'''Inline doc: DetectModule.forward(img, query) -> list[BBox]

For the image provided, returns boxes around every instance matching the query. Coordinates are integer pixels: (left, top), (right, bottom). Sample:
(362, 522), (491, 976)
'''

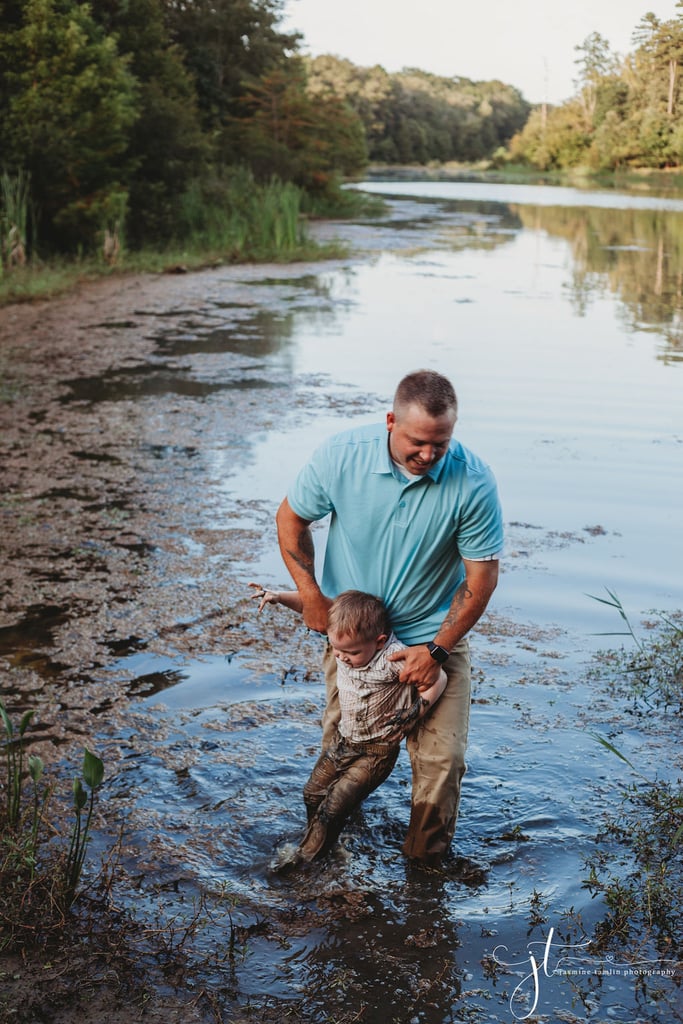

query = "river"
(1, 179), (681, 1023)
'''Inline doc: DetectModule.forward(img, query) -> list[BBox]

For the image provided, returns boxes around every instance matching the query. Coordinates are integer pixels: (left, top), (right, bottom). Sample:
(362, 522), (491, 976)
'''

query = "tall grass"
(178, 167), (305, 257)
(0, 168), (353, 305)
(1, 169), (34, 268)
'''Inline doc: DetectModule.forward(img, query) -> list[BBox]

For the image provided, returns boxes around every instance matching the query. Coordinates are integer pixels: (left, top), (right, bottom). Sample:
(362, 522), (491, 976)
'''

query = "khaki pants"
(322, 639), (471, 864)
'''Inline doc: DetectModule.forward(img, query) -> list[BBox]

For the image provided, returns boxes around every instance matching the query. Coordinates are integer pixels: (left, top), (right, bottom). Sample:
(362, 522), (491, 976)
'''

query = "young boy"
(249, 585), (446, 861)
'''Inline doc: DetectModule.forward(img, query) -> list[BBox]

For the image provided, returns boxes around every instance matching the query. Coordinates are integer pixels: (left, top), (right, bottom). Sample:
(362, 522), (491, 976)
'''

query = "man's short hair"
(394, 369), (457, 419)
(328, 590), (390, 641)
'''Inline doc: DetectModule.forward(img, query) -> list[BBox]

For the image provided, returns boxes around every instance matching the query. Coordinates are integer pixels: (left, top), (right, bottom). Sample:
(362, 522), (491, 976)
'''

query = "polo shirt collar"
(373, 431), (447, 482)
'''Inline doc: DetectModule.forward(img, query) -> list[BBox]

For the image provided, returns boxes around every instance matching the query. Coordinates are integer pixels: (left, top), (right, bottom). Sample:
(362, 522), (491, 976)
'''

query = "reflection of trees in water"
(438, 200), (523, 253)
(515, 204), (683, 364)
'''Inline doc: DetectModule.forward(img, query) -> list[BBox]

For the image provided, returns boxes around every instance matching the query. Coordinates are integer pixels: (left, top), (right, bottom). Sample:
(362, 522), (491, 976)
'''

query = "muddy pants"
(299, 734), (399, 861)
(321, 638), (471, 865)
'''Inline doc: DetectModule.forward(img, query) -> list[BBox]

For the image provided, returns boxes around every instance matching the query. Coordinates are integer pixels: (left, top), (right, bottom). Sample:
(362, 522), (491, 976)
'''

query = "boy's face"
(328, 629), (387, 668)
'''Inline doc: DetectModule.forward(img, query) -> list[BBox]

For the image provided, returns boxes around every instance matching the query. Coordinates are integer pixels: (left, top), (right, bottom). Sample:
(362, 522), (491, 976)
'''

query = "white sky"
(281, 0), (680, 105)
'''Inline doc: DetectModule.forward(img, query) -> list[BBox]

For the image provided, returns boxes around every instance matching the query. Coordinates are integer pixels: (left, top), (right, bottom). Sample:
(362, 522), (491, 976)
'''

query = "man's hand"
(387, 645), (444, 691)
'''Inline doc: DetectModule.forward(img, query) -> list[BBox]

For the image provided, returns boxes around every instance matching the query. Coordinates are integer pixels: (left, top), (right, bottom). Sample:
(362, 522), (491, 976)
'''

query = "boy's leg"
(299, 743), (398, 861)
(303, 747), (340, 820)
(403, 639), (471, 864)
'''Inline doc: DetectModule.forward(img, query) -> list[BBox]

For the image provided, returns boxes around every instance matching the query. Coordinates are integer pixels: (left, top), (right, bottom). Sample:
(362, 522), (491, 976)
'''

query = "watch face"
(428, 642), (449, 664)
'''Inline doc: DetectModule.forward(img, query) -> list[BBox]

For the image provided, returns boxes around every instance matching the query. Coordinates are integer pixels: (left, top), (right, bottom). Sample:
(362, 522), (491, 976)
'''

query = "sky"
(281, 0), (680, 105)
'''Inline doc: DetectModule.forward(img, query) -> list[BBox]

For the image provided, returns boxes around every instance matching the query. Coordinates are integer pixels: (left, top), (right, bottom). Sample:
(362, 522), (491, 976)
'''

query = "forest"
(3, 1), (683, 265)
(509, 5), (683, 171)
(0, 0), (527, 261)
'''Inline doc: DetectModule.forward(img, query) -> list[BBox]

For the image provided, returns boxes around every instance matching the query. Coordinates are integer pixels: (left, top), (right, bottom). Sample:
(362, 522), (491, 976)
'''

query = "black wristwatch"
(426, 641), (449, 665)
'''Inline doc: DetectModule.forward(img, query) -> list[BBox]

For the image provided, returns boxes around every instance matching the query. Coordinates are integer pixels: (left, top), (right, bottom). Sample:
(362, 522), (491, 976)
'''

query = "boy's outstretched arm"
(248, 582), (304, 615)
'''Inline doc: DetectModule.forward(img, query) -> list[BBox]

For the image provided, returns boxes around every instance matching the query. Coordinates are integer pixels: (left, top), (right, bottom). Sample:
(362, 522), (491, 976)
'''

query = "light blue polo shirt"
(287, 422), (503, 645)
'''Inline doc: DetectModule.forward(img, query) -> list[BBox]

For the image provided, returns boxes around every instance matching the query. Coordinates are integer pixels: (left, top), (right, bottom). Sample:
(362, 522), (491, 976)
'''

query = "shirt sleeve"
(287, 444), (335, 522)
(456, 466), (504, 560)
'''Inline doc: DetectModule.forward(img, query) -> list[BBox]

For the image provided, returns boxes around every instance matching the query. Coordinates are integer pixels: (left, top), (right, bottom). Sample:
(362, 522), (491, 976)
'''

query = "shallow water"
(4, 183), (682, 1021)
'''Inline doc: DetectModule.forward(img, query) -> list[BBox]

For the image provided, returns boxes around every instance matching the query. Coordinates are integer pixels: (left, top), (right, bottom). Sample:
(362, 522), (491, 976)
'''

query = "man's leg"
(403, 638), (471, 864)
(321, 642), (341, 750)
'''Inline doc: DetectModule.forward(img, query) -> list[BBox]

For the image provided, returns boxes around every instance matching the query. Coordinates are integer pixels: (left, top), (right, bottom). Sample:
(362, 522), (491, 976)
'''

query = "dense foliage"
(0, 0), (366, 256)
(0, 0), (531, 258)
(509, 4), (683, 170)
(306, 56), (530, 164)
(8, 1), (683, 259)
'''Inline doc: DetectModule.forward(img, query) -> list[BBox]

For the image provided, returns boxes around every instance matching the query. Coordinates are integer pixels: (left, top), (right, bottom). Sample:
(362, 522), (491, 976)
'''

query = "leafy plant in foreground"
(64, 748), (105, 905)
(576, 594), (683, 1000)
(0, 698), (105, 947)
(0, 701), (34, 826)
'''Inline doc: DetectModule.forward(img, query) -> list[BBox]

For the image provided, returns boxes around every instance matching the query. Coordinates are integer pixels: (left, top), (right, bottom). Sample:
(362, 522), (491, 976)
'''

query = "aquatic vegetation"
(583, 775), (683, 958)
(578, 605), (683, 1000)
(0, 698), (105, 946)
(588, 589), (683, 713)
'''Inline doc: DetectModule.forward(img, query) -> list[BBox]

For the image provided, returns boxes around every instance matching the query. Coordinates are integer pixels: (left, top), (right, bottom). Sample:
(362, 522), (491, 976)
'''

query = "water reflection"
(513, 204), (683, 364)
(359, 182), (683, 363)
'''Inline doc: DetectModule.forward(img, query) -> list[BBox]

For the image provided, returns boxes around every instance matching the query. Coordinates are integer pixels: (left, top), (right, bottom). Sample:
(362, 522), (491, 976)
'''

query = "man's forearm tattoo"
(287, 529), (316, 582)
(441, 580), (474, 631)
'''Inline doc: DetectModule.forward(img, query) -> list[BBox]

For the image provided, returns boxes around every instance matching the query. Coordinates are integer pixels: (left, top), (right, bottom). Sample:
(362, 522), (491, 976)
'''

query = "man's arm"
(388, 558), (499, 690)
(275, 498), (332, 633)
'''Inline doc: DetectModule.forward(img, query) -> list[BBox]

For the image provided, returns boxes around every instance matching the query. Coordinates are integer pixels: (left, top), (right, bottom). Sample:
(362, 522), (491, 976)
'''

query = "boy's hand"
(248, 582), (279, 613)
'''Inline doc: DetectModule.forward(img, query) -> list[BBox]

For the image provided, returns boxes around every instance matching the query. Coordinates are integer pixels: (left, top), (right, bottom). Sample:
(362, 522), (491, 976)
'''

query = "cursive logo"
(492, 927), (679, 1021)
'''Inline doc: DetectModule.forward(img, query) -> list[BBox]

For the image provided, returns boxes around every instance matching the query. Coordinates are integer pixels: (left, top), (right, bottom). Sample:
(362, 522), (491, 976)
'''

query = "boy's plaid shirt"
(336, 633), (415, 743)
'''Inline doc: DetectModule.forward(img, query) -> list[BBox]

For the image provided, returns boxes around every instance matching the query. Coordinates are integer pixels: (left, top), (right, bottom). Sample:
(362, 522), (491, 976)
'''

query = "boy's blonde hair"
(327, 590), (390, 641)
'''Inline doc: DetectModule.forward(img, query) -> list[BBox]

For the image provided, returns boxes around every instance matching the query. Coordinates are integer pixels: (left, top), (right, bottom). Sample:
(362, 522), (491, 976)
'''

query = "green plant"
(64, 749), (105, 906)
(1, 700), (105, 945)
(586, 586), (643, 650)
(588, 591), (683, 711)
(581, 656), (683, 968)
(0, 699), (35, 826)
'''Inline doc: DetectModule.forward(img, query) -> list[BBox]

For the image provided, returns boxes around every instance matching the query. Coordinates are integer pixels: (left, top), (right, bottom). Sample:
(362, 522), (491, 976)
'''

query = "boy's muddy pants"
(299, 734), (399, 861)
(321, 638), (472, 865)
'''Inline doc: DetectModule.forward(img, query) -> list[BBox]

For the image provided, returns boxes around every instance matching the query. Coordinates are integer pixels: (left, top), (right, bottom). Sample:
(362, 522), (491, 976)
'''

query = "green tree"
(162, 0), (299, 164)
(306, 58), (530, 165)
(508, 100), (590, 169)
(0, 0), (138, 251)
(632, 11), (683, 117)
(92, 0), (208, 245)
(574, 32), (619, 127)
(306, 55), (394, 156)
(232, 62), (367, 193)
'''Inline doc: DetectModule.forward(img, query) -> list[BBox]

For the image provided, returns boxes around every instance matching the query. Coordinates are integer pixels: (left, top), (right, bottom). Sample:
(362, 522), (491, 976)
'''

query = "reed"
(0, 169), (34, 267)
(178, 168), (305, 257)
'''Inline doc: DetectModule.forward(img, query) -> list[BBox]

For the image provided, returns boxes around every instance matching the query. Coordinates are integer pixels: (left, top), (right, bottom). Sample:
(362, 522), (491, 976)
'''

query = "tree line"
(508, 4), (683, 171)
(0, 0), (529, 260)
(305, 56), (530, 165)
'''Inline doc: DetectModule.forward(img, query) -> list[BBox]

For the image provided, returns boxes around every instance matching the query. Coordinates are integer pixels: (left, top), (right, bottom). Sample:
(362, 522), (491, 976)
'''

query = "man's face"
(387, 403), (456, 475)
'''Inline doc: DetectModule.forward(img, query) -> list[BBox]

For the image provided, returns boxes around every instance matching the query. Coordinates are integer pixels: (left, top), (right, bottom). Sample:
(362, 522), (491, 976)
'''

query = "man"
(276, 369), (503, 864)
